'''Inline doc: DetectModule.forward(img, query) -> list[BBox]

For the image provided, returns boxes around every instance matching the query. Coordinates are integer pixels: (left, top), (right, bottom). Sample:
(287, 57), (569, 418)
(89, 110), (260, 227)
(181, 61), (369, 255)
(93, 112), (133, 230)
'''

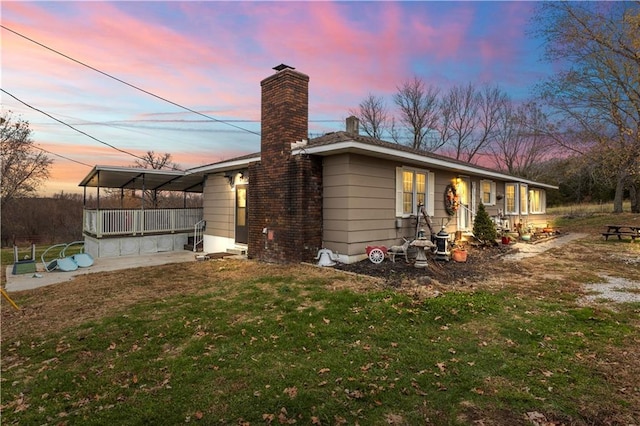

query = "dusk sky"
(1, 1), (555, 196)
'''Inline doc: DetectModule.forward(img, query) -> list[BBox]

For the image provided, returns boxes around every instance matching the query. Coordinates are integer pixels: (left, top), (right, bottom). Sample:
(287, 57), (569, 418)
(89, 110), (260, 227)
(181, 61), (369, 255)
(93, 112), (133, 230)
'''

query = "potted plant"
(450, 244), (468, 262)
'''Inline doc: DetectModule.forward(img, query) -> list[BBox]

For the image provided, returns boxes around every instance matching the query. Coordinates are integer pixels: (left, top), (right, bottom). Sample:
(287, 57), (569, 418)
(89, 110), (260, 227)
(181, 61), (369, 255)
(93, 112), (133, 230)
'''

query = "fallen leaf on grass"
(283, 386), (298, 399)
(263, 413), (275, 423)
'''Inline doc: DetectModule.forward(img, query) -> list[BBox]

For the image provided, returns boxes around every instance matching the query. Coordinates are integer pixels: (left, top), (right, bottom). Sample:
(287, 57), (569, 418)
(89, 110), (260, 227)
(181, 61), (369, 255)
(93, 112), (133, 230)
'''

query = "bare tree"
(393, 77), (442, 151)
(134, 151), (179, 171)
(133, 151), (181, 208)
(1, 110), (52, 206)
(349, 93), (389, 139)
(491, 102), (555, 180)
(532, 1), (640, 212)
(440, 83), (508, 163)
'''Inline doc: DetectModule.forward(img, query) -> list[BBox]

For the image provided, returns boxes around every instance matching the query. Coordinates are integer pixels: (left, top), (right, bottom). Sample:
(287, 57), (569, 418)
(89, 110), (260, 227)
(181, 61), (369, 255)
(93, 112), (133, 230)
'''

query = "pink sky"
(1, 1), (551, 196)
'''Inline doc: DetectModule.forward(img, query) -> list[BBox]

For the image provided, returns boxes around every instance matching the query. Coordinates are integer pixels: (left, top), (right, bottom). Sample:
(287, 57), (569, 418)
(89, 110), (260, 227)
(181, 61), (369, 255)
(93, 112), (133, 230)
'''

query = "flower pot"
(521, 234), (531, 241)
(501, 236), (511, 245)
(451, 249), (467, 263)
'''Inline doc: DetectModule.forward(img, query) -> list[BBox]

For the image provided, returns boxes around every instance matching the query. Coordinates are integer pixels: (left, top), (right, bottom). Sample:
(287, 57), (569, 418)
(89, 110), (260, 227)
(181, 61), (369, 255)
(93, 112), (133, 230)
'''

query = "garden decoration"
(366, 245), (387, 264)
(444, 184), (459, 216)
(410, 234), (435, 268)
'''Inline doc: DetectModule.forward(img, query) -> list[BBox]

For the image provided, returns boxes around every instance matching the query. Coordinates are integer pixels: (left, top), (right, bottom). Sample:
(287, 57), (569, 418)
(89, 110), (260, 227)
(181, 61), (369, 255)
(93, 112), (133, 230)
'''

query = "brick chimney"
(247, 65), (323, 263)
(260, 64), (309, 162)
(346, 115), (360, 135)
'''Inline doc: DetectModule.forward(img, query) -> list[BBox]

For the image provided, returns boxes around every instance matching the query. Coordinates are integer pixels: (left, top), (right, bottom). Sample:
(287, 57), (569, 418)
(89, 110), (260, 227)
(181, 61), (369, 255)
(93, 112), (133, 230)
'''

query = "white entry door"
(457, 177), (472, 231)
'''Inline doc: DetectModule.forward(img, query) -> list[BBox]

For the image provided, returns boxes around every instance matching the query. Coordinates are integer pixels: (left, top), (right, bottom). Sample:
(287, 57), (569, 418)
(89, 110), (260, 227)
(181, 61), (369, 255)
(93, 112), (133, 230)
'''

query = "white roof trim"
(294, 140), (558, 189)
(187, 155), (261, 174)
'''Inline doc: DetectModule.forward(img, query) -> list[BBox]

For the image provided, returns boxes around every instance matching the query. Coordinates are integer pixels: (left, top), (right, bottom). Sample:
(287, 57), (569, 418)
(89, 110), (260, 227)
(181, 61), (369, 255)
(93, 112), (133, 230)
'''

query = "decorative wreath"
(444, 184), (460, 216)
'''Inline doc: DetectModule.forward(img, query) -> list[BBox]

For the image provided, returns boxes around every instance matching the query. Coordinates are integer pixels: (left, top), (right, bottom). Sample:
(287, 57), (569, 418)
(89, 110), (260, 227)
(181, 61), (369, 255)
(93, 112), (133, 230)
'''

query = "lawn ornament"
(366, 246), (387, 264)
(316, 248), (338, 266)
(388, 238), (411, 263)
(434, 227), (451, 261)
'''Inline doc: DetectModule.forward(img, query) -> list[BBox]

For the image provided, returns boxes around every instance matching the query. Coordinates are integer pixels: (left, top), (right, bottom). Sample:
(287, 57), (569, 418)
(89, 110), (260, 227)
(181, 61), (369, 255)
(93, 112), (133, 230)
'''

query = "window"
(520, 184), (528, 215)
(480, 180), (496, 205)
(529, 188), (546, 214)
(505, 183), (518, 214)
(505, 182), (532, 215)
(396, 167), (434, 217)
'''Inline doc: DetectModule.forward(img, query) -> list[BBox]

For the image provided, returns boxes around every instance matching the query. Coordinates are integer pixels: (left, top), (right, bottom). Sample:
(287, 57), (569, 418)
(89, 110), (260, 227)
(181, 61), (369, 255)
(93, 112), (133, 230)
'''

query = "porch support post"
(96, 170), (100, 210)
(141, 174), (145, 236)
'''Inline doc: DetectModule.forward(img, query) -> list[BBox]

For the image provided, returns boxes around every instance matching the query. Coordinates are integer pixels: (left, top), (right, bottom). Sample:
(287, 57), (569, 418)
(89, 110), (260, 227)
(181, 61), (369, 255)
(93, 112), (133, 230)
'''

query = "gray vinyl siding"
(202, 174), (235, 239)
(323, 154), (400, 256)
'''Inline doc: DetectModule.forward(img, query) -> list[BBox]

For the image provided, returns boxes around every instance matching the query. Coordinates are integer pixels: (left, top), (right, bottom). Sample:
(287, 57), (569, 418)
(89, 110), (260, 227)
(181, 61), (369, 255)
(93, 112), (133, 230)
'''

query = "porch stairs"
(183, 237), (203, 252)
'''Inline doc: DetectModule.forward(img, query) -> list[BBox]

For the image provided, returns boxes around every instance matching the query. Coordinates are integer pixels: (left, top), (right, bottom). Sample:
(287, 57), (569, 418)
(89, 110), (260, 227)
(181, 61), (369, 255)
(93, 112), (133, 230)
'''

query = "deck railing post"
(97, 209), (103, 238)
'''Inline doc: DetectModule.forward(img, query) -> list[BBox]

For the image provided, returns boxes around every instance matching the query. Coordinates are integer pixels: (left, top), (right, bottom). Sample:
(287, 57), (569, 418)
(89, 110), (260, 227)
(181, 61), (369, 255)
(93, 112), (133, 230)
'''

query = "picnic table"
(602, 225), (640, 241)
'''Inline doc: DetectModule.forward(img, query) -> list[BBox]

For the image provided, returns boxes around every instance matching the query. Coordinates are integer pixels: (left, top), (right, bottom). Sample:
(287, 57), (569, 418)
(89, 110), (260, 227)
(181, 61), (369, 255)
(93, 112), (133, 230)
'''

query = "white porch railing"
(83, 208), (203, 238)
(192, 219), (206, 252)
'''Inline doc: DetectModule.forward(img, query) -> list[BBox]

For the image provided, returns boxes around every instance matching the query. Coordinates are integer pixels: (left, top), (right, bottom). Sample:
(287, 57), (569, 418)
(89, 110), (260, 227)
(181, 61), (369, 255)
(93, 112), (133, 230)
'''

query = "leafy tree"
(532, 1), (640, 212)
(472, 203), (497, 245)
(1, 110), (52, 206)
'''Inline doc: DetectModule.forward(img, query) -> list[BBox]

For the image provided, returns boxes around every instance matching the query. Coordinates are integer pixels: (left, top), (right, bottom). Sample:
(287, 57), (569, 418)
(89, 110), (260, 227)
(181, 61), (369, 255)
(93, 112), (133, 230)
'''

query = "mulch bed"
(333, 243), (515, 287)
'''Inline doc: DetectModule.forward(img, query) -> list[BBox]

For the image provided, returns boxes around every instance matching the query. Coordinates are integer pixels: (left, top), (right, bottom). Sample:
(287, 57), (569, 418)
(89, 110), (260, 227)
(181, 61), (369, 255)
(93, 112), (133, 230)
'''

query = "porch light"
(224, 170), (245, 188)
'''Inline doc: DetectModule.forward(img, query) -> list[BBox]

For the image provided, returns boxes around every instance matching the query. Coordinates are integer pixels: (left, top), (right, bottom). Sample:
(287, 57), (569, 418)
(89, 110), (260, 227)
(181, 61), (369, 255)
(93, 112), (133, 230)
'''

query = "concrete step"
(226, 247), (247, 256)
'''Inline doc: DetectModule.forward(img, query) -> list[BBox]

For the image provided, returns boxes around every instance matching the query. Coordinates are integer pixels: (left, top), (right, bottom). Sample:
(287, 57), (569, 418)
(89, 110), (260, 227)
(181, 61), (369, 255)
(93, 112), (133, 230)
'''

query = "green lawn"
(1, 212), (639, 425)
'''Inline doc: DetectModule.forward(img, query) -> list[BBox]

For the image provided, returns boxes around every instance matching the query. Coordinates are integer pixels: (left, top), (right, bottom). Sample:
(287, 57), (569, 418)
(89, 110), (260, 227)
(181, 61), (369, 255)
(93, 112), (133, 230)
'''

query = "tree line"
(349, 2), (639, 213)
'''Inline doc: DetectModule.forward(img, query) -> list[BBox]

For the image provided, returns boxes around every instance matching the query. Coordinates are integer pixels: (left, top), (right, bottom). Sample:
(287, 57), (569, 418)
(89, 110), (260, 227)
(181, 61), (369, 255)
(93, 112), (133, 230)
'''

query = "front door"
(235, 184), (248, 244)
(457, 177), (472, 231)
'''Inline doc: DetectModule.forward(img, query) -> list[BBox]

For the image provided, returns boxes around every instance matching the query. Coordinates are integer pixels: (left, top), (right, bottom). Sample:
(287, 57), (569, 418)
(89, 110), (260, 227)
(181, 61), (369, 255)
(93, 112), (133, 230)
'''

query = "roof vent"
(273, 64), (295, 72)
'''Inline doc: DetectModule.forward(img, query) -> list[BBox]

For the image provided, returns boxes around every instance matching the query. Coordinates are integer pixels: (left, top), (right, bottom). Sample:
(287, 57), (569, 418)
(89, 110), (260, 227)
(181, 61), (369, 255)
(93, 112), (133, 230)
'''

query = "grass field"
(1, 211), (639, 425)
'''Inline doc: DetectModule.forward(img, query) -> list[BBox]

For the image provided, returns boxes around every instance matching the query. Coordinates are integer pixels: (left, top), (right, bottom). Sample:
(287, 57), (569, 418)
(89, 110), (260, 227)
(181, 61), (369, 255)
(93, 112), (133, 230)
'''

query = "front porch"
(78, 165), (207, 258)
(82, 208), (204, 258)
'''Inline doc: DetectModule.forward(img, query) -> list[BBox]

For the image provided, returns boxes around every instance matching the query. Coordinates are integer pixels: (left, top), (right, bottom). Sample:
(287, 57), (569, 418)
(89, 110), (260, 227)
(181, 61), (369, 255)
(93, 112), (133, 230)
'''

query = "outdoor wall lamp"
(224, 170), (245, 188)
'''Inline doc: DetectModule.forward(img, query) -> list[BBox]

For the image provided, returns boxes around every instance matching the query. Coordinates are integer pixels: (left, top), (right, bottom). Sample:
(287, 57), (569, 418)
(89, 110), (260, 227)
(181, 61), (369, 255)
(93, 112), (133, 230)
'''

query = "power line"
(1, 88), (170, 168)
(0, 24), (261, 136)
(33, 144), (93, 168)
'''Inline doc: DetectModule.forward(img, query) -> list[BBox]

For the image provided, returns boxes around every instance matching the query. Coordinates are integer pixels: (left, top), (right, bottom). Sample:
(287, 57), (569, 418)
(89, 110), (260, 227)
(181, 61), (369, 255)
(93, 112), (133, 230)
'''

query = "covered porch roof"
(78, 165), (206, 193)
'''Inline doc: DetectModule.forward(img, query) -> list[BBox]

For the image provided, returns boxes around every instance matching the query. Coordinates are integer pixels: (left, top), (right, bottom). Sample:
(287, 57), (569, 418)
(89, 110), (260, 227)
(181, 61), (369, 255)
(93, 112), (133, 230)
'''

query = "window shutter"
(395, 167), (403, 217)
(427, 171), (435, 216)
(490, 181), (496, 205)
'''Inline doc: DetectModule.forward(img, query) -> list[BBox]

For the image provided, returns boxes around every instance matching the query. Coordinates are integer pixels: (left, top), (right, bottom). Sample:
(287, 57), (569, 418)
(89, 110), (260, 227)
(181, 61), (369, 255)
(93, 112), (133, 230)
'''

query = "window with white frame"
(480, 179), (496, 205)
(505, 182), (532, 215)
(396, 167), (434, 217)
(505, 183), (518, 214)
(529, 188), (546, 214)
(519, 184), (528, 215)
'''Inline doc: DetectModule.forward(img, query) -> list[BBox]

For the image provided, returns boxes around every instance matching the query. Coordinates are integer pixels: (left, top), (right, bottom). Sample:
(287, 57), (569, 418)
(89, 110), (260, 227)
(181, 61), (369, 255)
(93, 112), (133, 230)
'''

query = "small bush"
(472, 203), (497, 245)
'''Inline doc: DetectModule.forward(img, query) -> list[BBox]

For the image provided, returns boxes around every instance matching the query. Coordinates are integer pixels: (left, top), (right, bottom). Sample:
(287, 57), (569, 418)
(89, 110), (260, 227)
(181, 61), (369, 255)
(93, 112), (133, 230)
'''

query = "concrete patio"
(4, 251), (199, 292)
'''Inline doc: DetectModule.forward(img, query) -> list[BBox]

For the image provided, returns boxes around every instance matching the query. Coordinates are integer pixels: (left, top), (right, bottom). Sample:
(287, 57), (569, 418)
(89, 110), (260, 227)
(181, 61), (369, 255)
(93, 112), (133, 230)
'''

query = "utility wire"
(33, 144), (93, 168)
(1, 88), (172, 168)
(1, 24), (261, 136)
